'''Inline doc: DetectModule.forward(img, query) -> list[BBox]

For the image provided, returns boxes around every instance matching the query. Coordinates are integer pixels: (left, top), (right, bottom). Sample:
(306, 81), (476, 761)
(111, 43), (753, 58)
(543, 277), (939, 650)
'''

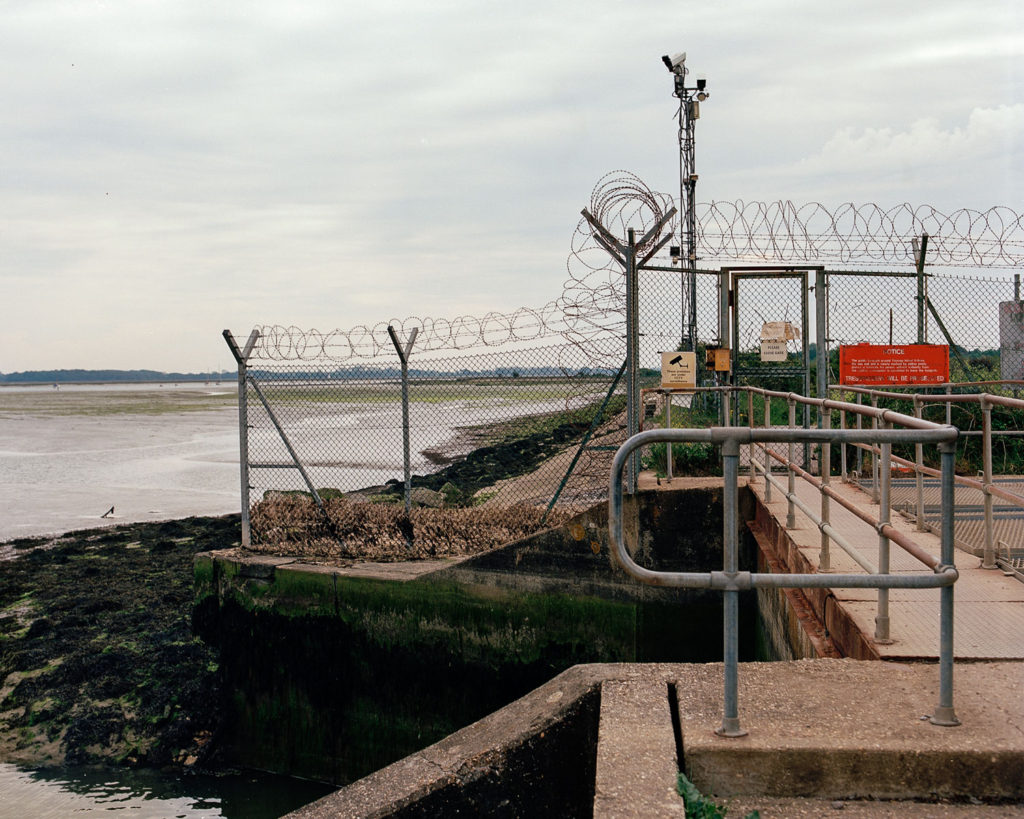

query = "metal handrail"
(830, 384), (1024, 568)
(609, 425), (960, 737)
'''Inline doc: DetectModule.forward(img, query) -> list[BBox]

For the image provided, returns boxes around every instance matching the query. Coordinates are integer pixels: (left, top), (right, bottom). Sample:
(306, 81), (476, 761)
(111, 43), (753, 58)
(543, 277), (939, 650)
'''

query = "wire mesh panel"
(828, 273), (918, 347)
(731, 272), (809, 392)
(239, 335), (629, 555)
(925, 273), (1014, 357)
(828, 271), (1017, 382)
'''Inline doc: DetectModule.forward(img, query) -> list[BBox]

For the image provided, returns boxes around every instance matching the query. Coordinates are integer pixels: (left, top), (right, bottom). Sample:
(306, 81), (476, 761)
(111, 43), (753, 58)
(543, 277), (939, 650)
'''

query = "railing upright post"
(787, 398), (797, 528)
(875, 421), (892, 643)
(747, 389), (755, 481)
(840, 407), (848, 481)
(871, 395), (880, 503)
(717, 437), (747, 738)
(819, 406), (832, 572)
(665, 391), (674, 482)
(931, 440), (961, 726)
(981, 398), (996, 569)
(763, 393), (772, 502)
(856, 393), (864, 477)
(915, 396), (926, 532)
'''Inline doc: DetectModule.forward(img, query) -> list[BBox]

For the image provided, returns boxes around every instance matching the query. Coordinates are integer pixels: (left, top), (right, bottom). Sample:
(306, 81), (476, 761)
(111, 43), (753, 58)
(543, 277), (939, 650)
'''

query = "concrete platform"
(276, 473), (1024, 816)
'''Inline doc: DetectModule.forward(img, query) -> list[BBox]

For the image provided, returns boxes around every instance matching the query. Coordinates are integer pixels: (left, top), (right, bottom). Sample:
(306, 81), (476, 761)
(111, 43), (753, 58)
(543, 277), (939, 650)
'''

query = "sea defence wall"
(192, 482), (760, 785)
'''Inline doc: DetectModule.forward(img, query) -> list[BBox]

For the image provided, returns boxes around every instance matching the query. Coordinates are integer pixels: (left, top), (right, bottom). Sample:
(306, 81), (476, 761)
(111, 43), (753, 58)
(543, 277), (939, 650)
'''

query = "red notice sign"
(839, 344), (949, 386)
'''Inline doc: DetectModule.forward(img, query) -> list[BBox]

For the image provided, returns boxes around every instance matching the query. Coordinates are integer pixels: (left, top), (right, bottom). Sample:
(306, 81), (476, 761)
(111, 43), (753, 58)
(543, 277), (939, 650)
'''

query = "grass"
(677, 772), (760, 818)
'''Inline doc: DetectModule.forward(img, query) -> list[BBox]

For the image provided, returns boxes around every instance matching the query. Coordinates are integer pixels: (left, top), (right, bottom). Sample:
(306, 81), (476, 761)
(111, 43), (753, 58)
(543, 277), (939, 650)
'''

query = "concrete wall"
(194, 485), (761, 785)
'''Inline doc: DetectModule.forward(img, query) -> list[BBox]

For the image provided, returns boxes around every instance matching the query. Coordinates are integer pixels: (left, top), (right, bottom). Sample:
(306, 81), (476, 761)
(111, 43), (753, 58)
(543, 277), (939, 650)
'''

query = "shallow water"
(0, 382), (579, 541)
(0, 763), (334, 818)
(0, 390), (241, 541)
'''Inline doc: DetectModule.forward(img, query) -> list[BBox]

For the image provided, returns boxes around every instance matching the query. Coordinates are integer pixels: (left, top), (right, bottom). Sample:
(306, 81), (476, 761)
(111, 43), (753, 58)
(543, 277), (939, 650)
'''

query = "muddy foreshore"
(0, 404), (619, 778)
(0, 515), (239, 772)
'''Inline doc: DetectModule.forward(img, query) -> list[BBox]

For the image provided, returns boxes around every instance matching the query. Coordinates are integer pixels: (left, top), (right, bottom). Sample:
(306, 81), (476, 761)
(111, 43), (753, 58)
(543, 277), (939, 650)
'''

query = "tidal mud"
(0, 515), (240, 771)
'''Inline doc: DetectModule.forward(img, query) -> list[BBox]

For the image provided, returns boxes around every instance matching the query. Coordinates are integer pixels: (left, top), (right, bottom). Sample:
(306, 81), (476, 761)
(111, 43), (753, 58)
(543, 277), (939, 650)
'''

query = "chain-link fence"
(226, 174), (1022, 556)
(228, 331), (632, 557)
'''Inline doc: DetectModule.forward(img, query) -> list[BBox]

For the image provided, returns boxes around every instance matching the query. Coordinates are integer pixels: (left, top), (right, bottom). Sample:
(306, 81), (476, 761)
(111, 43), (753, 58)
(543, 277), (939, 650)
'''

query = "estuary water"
(0, 384), (241, 542)
(0, 763), (333, 818)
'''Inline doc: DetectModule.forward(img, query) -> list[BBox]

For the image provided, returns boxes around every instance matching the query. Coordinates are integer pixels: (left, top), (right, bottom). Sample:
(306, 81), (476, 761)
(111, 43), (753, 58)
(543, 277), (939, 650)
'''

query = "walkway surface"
(748, 469), (1024, 661)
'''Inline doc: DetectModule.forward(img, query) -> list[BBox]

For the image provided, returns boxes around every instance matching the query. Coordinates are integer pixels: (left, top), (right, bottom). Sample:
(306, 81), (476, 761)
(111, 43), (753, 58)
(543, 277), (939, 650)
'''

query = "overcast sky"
(2, 0), (1020, 372)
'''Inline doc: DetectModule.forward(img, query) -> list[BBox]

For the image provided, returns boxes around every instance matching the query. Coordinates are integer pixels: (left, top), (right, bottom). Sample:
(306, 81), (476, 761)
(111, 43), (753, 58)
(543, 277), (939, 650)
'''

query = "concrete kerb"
(287, 660), (1024, 817)
(286, 663), (613, 818)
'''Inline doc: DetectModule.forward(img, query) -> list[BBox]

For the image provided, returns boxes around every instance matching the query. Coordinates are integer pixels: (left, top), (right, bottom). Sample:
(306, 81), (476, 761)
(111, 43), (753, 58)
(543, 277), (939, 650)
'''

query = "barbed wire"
(252, 171), (1023, 363)
(699, 200), (1024, 267)
(253, 304), (567, 362)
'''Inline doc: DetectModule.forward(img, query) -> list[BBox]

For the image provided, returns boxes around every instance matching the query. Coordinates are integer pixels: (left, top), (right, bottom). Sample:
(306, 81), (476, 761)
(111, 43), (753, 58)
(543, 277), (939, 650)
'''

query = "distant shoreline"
(0, 379), (230, 388)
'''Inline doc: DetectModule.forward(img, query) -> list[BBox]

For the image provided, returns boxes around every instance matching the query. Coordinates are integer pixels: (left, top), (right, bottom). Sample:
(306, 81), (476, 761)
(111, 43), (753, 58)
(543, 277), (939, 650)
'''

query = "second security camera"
(661, 52), (686, 72)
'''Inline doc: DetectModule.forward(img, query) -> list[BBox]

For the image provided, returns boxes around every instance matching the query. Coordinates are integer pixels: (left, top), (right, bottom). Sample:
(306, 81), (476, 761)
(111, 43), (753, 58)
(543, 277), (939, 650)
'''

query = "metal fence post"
(855, 393), (864, 478)
(223, 329), (260, 549)
(747, 389), (755, 482)
(875, 421), (892, 643)
(981, 397), (996, 569)
(626, 229), (639, 493)
(717, 436), (747, 738)
(388, 325), (419, 515)
(931, 439), (960, 726)
(840, 407), (848, 481)
(665, 391), (674, 482)
(914, 233), (929, 344)
(815, 267), (828, 402)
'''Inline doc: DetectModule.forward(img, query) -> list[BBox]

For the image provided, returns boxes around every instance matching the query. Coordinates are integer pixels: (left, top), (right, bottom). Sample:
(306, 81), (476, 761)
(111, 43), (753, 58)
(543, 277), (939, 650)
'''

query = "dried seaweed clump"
(248, 494), (571, 562)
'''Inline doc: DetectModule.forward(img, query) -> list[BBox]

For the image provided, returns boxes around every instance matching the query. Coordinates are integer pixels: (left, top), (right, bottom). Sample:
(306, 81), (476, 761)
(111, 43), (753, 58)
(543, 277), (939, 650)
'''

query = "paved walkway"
(749, 470), (1024, 660)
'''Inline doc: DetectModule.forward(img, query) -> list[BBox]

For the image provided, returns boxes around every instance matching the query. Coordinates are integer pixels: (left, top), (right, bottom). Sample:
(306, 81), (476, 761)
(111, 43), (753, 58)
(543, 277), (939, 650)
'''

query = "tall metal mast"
(662, 52), (709, 352)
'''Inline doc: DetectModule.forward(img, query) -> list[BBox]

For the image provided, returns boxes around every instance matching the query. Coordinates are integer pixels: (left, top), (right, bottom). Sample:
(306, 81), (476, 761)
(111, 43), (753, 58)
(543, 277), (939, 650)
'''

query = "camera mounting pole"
(662, 51), (709, 353)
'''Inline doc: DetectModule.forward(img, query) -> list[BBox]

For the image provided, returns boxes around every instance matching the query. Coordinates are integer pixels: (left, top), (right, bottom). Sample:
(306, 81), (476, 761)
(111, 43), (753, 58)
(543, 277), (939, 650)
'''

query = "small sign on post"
(661, 351), (697, 390)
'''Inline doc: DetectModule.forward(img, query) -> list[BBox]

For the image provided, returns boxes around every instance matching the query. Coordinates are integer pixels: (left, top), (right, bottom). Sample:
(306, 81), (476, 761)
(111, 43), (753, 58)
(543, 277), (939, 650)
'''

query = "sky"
(1, 0), (1021, 372)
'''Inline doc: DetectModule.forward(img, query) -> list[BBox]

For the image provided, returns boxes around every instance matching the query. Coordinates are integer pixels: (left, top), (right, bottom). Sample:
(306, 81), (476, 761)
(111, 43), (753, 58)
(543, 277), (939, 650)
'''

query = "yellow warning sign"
(660, 351), (697, 390)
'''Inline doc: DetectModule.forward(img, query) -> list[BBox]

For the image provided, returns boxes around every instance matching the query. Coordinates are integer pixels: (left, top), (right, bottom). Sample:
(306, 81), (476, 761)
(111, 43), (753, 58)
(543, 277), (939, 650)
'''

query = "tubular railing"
(833, 384), (1024, 570)
(609, 424), (960, 737)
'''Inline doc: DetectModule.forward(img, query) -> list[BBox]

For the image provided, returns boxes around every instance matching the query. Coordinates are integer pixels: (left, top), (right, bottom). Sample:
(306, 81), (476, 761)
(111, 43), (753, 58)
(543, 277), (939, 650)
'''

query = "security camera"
(661, 52), (686, 72)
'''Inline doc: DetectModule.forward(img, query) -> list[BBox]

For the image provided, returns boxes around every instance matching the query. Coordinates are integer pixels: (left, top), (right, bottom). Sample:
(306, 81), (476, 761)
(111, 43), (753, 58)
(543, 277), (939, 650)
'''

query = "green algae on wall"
(198, 558), (642, 784)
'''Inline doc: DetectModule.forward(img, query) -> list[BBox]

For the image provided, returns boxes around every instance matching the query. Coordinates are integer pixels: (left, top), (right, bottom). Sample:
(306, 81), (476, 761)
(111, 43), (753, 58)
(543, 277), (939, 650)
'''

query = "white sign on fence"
(760, 340), (788, 362)
(999, 301), (1024, 379)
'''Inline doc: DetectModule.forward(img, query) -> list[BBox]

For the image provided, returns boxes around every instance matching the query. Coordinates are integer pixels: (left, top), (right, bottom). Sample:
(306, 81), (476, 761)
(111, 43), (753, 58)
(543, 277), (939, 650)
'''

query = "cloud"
(801, 105), (1024, 174)
(0, 0), (1020, 370)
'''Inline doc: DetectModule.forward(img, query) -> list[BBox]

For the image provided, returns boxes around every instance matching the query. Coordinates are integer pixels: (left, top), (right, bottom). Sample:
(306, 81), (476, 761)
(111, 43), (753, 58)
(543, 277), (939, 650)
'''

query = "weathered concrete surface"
(721, 796), (1024, 817)
(679, 659), (1024, 800)
(286, 660), (1024, 817)
(593, 679), (681, 818)
(287, 664), (607, 818)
